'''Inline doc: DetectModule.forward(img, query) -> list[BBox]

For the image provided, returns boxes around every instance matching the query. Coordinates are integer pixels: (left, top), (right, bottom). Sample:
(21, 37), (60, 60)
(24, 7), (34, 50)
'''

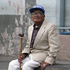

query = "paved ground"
(0, 55), (17, 70)
(0, 61), (9, 70)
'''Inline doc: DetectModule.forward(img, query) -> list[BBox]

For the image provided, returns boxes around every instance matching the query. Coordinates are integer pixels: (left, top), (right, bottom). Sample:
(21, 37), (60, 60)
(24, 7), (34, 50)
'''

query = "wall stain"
(0, 0), (35, 56)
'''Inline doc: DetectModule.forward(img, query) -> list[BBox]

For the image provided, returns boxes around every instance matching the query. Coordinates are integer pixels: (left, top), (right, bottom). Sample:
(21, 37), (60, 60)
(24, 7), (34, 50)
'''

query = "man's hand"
(18, 54), (26, 63)
(41, 62), (50, 70)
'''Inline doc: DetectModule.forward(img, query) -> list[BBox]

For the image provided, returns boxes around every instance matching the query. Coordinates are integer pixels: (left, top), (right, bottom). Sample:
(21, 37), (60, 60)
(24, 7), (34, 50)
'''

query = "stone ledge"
(0, 55), (17, 61)
(35, 61), (70, 70)
(35, 64), (70, 70)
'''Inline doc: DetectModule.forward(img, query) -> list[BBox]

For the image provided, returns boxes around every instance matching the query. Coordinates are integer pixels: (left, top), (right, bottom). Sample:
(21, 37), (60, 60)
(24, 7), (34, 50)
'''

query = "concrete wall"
(0, 0), (25, 15)
(0, 0), (36, 56)
(57, 35), (70, 61)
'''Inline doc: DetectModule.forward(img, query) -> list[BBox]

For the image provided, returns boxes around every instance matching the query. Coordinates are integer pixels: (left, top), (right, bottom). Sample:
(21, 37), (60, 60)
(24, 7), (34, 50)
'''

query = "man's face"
(31, 10), (45, 24)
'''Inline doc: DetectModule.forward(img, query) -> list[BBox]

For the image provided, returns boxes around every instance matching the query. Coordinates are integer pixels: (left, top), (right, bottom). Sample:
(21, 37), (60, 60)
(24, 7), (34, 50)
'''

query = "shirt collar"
(33, 23), (42, 30)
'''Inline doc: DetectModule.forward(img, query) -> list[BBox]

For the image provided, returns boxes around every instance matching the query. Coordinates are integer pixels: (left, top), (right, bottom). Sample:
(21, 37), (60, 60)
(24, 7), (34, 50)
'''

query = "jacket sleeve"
(45, 25), (60, 64)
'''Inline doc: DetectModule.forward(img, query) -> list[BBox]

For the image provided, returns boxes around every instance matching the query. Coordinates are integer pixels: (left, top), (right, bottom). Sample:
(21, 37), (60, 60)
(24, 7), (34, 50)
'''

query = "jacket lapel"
(33, 20), (47, 47)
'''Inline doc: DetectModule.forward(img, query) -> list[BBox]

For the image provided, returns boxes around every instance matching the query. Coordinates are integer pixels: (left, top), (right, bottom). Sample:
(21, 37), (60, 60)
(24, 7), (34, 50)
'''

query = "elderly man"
(8, 5), (60, 70)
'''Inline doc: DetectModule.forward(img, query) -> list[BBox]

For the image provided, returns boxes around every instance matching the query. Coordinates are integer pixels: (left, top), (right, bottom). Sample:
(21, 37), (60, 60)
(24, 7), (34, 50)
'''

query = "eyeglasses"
(31, 12), (44, 16)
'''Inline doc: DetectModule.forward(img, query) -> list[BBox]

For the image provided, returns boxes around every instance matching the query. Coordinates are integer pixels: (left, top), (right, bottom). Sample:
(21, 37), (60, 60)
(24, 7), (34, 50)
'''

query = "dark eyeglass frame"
(31, 12), (44, 16)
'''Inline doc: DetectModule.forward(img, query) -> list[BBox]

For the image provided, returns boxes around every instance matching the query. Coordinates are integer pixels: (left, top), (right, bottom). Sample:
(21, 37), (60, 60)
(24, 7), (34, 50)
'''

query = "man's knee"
(9, 59), (18, 67)
(9, 60), (14, 67)
(22, 62), (31, 69)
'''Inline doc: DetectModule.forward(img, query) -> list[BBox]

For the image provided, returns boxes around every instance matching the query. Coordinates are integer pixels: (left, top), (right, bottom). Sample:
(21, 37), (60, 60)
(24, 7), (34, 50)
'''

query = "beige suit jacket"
(22, 20), (60, 64)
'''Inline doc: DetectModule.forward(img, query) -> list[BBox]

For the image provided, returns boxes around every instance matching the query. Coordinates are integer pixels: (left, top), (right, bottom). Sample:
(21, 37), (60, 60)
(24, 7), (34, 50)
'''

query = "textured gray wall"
(0, 0), (36, 56)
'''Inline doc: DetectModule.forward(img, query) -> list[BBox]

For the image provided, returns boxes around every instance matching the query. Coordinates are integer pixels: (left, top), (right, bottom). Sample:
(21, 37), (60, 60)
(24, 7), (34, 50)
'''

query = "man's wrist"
(22, 53), (28, 57)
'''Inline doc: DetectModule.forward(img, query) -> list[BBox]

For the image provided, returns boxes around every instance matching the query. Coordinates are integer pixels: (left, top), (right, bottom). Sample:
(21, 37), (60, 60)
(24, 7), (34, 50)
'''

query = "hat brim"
(29, 8), (44, 13)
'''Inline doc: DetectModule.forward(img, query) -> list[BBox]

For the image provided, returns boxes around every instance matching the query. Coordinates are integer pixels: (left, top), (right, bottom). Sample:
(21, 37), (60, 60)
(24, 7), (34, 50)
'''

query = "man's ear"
(44, 15), (45, 17)
(43, 15), (45, 19)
